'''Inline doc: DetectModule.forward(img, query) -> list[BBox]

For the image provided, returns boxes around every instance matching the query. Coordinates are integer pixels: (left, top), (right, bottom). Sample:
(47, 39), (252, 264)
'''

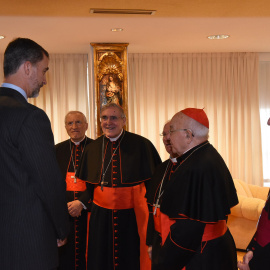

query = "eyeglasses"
(65, 121), (84, 127)
(159, 132), (170, 137)
(169, 128), (194, 137)
(100, 115), (123, 122)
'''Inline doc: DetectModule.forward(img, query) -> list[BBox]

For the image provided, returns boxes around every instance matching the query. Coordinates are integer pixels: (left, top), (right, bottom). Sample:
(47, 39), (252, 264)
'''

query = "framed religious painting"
(91, 43), (129, 136)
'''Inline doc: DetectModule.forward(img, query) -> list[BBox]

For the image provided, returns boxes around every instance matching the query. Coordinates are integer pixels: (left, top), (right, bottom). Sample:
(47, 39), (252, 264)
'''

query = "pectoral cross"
(71, 175), (77, 183)
(153, 203), (160, 216)
(100, 181), (108, 191)
(100, 174), (108, 191)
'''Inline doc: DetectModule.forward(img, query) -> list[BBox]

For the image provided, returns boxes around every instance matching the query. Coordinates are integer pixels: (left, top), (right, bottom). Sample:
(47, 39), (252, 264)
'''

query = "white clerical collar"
(1, 83), (28, 101)
(170, 157), (178, 163)
(107, 129), (123, 142)
(70, 136), (86, 145)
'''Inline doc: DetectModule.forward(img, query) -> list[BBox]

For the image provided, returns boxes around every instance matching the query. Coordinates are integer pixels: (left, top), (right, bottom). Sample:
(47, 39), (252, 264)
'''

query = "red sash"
(153, 208), (176, 245)
(94, 183), (151, 270)
(153, 207), (227, 245)
(202, 220), (227, 242)
(66, 172), (86, 191)
(93, 185), (142, 209)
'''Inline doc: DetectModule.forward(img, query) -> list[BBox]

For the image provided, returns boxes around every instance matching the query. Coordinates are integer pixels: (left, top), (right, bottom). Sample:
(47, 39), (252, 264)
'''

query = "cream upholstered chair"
(227, 179), (269, 250)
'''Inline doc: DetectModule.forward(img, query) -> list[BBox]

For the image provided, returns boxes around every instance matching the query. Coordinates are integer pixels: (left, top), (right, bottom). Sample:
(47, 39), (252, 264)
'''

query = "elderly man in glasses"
(146, 120), (179, 260)
(147, 108), (238, 270)
(55, 111), (93, 270)
(77, 103), (161, 270)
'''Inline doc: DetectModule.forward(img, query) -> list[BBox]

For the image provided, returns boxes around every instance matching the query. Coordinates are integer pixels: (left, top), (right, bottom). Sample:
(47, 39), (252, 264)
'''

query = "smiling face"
(100, 107), (126, 138)
(65, 112), (88, 142)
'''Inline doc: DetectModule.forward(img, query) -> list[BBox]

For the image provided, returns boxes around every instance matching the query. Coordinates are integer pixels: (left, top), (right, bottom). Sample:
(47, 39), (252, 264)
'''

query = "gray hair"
(180, 112), (209, 139)
(100, 103), (126, 118)
(64, 111), (87, 124)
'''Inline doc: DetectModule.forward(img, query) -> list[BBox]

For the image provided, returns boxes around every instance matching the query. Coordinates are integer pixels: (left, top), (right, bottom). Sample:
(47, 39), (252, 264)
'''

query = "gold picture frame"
(91, 43), (129, 136)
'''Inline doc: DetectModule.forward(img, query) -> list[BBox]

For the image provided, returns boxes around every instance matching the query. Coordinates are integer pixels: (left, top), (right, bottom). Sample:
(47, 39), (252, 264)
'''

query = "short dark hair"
(3, 38), (49, 77)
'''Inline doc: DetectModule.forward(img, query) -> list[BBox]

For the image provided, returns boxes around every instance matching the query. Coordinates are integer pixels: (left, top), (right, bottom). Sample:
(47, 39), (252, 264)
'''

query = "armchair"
(227, 179), (269, 250)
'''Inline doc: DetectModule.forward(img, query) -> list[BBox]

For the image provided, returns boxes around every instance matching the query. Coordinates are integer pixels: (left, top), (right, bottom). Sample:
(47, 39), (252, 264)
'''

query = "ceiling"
(1, 0), (270, 54)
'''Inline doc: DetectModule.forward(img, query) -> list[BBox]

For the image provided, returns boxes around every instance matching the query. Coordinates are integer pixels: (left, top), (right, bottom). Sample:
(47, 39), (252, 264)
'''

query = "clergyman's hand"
(147, 246), (152, 260)
(57, 238), (67, 247)
(237, 251), (253, 270)
(67, 200), (83, 217)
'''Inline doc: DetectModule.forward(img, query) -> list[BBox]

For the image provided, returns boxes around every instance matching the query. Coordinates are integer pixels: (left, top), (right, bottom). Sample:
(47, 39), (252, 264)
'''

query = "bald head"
(168, 111), (209, 156)
(175, 112), (209, 139)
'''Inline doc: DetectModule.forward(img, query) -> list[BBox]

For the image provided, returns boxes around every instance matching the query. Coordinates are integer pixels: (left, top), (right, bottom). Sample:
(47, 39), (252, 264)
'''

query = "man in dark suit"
(0, 38), (69, 270)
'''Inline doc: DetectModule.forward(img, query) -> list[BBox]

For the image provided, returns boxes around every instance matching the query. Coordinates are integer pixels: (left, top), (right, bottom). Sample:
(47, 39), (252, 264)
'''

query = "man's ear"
(23, 61), (32, 76)
(186, 129), (193, 143)
(123, 117), (127, 126)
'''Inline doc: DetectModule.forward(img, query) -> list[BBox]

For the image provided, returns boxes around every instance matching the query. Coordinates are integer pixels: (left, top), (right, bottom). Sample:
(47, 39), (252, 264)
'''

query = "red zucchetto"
(180, 108), (209, 129)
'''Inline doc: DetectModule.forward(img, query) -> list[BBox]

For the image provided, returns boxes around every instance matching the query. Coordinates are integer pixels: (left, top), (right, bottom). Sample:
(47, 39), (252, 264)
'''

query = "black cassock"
(146, 141), (239, 270)
(55, 137), (93, 270)
(77, 130), (161, 270)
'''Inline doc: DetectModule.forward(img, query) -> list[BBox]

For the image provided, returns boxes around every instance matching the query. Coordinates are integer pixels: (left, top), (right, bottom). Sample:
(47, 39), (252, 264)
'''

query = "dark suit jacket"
(0, 87), (69, 270)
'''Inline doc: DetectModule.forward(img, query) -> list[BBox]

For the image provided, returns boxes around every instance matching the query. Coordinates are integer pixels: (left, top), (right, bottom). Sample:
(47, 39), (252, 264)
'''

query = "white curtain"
(0, 52), (263, 185)
(87, 48), (97, 139)
(0, 53), (91, 143)
(258, 57), (270, 182)
(127, 53), (262, 185)
(29, 54), (89, 144)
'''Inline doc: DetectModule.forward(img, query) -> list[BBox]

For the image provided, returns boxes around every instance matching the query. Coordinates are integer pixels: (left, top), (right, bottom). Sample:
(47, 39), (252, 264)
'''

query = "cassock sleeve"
(153, 219), (206, 270)
(78, 182), (94, 210)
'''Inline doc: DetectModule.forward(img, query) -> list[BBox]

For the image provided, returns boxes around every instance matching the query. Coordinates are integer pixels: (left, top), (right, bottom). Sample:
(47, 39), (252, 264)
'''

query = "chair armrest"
(249, 185), (269, 201)
(230, 195), (265, 221)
